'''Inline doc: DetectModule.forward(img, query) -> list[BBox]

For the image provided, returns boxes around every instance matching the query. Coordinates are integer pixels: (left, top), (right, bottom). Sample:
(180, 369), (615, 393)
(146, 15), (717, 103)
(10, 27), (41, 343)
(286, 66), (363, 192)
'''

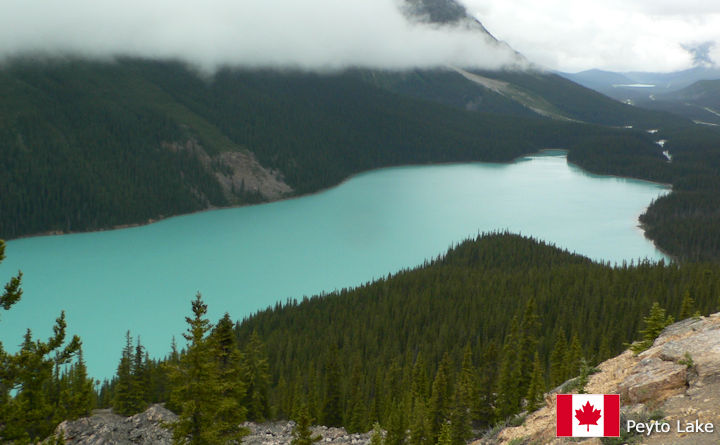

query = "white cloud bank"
(460, 0), (720, 73)
(0, 0), (521, 72)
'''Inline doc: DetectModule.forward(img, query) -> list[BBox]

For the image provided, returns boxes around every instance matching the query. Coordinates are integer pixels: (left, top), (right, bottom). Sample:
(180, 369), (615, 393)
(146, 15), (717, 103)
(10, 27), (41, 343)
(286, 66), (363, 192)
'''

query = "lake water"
(0, 151), (669, 380)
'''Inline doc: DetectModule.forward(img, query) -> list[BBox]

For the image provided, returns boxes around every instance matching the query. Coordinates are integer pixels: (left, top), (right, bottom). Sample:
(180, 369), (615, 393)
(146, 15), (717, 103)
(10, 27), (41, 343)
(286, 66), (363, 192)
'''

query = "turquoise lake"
(0, 151), (670, 380)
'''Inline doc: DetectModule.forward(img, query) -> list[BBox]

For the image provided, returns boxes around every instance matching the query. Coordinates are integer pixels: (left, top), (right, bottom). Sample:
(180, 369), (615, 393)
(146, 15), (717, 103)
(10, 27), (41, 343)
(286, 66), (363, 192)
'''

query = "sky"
(462, 0), (720, 72)
(0, 0), (718, 73)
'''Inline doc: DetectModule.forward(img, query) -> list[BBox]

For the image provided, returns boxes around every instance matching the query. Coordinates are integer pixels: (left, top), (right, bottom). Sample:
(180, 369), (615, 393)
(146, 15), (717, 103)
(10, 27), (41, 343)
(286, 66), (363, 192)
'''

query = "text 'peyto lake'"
(0, 151), (669, 379)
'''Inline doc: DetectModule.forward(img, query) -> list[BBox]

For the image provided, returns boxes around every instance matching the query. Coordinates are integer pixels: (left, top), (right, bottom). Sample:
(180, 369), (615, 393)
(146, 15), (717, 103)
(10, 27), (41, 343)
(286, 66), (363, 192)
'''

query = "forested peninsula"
(1, 59), (720, 261)
(2, 233), (719, 442)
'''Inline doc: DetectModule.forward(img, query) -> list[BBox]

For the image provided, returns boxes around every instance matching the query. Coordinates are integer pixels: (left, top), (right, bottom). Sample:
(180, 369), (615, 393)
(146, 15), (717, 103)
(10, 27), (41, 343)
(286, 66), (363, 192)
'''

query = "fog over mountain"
(0, 0), (523, 72)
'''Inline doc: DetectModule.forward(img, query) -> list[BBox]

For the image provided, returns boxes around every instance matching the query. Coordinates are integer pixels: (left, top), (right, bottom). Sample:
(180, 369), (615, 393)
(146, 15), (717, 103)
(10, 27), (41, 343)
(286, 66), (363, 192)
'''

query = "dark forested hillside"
(0, 58), (662, 239)
(232, 233), (720, 432)
(2, 57), (720, 261)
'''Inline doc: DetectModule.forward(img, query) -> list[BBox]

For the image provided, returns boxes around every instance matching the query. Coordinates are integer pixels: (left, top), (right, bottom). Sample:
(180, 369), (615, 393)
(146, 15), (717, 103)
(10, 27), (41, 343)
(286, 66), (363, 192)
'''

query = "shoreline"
(6, 150), (674, 261)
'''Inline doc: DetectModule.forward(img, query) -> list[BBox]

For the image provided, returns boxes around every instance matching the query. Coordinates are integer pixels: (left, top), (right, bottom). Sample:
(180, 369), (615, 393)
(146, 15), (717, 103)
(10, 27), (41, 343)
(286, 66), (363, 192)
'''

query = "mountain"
(633, 79), (720, 126)
(559, 66), (720, 104)
(2, 0), (720, 262)
(0, 57), (674, 241)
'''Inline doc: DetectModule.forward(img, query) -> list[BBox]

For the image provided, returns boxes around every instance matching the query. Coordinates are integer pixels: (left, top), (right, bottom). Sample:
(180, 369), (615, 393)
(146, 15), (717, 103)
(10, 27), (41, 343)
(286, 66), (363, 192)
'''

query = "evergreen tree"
(474, 342), (498, 425)
(630, 302), (674, 354)
(408, 397), (429, 445)
(65, 347), (95, 419)
(346, 361), (367, 433)
(291, 403), (322, 445)
(517, 297), (540, 397)
(427, 353), (452, 443)
(384, 401), (406, 445)
(369, 422), (385, 445)
(525, 352), (544, 412)
(494, 318), (520, 421)
(131, 338), (149, 413)
(576, 358), (591, 394)
(548, 329), (567, 387)
(113, 331), (141, 416)
(436, 422), (453, 445)
(211, 313), (249, 440)
(411, 352), (430, 404)
(564, 334), (582, 379)
(678, 291), (697, 320)
(449, 345), (475, 445)
(243, 330), (271, 421)
(0, 313), (81, 442)
(0, 241), (22, 313)
(169, 293), (223, 445)
(322, 346), (343, 427)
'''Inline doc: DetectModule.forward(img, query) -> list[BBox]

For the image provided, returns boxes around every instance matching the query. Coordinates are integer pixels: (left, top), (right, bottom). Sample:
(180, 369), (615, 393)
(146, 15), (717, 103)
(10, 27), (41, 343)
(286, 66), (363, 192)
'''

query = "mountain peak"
(401, 0), (499, 42)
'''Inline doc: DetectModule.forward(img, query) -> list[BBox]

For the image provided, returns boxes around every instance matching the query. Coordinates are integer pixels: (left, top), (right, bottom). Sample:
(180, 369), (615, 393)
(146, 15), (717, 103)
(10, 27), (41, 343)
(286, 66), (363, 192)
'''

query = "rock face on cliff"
(54, 406), (372, 445)
(485, 313), (720, 444)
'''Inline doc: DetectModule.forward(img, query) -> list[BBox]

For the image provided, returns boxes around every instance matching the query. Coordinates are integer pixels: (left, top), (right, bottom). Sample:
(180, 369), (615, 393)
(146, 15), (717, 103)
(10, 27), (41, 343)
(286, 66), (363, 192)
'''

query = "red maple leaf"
(575, 401), (602, 432)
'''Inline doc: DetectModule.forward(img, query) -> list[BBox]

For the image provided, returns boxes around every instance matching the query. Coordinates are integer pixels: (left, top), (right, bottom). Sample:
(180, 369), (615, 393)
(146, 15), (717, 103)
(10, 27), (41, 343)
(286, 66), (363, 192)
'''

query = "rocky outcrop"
(164, 139), (293, 203)
(485, 312), (720, 444)
(241, 421), (372, 445)
(55, 405), (176, 445)
(54, 407), (372, 445)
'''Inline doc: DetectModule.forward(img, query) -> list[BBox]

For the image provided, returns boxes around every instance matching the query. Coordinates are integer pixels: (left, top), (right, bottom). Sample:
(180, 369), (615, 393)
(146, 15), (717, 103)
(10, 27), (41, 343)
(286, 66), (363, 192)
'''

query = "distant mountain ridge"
(559, 66), (720, 101)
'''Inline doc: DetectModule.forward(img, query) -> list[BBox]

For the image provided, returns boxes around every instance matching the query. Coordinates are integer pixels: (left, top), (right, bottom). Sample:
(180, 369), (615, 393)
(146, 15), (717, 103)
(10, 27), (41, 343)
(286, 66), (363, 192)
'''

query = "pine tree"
(564, 334), (582, 379)
(65, 347), (95, 419)
(130, 338), (149, 413)
(370, 422), (385, 445)
(518, 297), (540, 397)
(525, 352), (544, 412)
(408, 397), (429, 445)
(549, 329), (567, 387)
(291, 403), (322, 445)
(211, 313), (249, 441)
(322, 346), (343, 427)
(678, 291), (697, 320)
(0, 240), (22, 314)
(495, 317), (520, 421)
(427, 353), (452, 443)
(243, 330), (271, 421)
(384, 400), (406, 445)
(411, 352), (430, 404)
(630, 302), (674, 354)
(169, 293), (222, 445)
(113, 331), (138, 416)
(346, 361), (367, 433)
(474, 342), (498, 425)
(436, 422), (453, 445)
(449, 345), (475, 445)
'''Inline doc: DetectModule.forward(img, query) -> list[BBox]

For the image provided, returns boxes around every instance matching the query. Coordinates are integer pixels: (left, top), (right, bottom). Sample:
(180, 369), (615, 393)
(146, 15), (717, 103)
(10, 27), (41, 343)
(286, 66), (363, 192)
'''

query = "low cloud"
(0, 0), (522, 72)
(460, 0), (720, 72)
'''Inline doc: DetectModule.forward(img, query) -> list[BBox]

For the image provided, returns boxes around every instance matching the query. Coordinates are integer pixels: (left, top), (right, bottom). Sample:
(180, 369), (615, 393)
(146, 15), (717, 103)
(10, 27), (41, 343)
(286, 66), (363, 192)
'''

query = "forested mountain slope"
(232, 233), (720, 431)
(0, 58), (667, 239)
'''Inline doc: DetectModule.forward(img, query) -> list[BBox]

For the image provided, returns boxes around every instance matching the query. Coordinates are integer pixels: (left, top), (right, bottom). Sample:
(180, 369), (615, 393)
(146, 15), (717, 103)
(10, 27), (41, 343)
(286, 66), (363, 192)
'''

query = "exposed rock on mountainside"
(486, 313), (720, 444)
(55, 405), (176, 445)
(164, 139), (293, 202)
(54, 407), (373, 445)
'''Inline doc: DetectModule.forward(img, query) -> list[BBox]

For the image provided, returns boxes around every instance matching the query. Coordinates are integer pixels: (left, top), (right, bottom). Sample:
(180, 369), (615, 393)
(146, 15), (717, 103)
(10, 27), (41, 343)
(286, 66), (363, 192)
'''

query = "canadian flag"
(556, 394), (620, 437)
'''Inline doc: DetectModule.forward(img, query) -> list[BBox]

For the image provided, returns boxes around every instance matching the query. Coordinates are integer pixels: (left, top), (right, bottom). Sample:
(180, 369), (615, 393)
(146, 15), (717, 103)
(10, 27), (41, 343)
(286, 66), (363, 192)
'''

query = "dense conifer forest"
(2, 58), (720, 261)
(3, 234), (720, 442)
